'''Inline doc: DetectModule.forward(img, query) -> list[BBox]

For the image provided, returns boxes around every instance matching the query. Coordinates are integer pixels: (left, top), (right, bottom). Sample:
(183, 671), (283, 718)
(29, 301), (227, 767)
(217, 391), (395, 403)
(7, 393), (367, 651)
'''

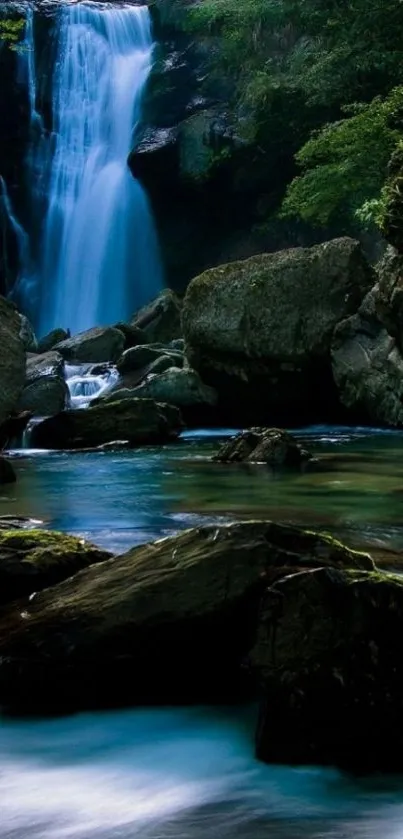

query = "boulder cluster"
(0, 519), (401, 772)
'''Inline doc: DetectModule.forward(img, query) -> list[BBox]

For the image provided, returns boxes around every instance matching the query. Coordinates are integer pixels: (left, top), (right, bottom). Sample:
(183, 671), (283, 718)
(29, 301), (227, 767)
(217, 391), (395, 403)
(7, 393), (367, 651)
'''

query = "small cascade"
(65, 364), (120, 409)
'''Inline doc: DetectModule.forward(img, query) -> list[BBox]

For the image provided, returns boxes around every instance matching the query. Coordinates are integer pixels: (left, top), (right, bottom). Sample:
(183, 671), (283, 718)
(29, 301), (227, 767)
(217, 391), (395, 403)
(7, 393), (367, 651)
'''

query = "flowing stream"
(2, 428), (403, 837)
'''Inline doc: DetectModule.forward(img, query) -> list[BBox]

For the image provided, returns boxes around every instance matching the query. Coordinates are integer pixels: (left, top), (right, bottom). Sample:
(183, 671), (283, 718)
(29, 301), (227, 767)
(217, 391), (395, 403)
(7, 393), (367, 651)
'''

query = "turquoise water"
(2, 427), (403, 837)
(2, 706), (403, 838)
(2, 427), (403, 557)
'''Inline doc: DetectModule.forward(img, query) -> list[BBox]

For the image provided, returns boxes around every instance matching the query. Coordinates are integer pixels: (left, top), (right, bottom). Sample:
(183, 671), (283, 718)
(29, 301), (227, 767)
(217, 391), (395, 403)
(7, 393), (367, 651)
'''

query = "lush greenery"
(0, 17), (25, 51)
(187, 0), (403, 234)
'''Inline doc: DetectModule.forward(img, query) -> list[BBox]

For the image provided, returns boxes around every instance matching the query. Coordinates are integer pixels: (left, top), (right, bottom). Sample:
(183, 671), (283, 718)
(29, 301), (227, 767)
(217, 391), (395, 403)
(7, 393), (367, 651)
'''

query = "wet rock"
(37, 328), (70, 354)
(130, 367), (218, 409)
(29, 397), (184, 449)
(0, 456), (16, 484)
(26, 351), (64, 383)
(0, 515), (44, 531)
(54, 326), (125, 363)
(117, 344), (182, 375)
(0, 296), (26, 427)
(0, 521), (373, 712)
(253, 566), (403, 771)
(19, 351), (68, 417)
(182, 238), (373, 424)
(17, 375), (69, 417)
(18, 314), (37, 352)
(131, 289), (183, 344)
(0, 529), (111, 607)
(0, 411), (32, 449)
(331, 285), (403, 426)
(113, 322), (149, 350)
(213, 428), (312, 468)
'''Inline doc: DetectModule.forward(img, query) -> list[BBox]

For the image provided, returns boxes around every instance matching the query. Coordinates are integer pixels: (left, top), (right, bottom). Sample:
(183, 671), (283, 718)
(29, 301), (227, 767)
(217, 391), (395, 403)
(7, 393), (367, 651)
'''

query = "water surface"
(2, 427), (403, 839)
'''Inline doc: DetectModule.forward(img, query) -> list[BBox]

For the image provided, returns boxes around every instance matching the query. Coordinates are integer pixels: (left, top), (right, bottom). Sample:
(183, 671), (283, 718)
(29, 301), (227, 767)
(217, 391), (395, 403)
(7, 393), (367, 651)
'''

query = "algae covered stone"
(0, 521), (372, 713)
(0, 529), (110, 606)
(182, 238), (373, 424)
(30, 397), (184, 449)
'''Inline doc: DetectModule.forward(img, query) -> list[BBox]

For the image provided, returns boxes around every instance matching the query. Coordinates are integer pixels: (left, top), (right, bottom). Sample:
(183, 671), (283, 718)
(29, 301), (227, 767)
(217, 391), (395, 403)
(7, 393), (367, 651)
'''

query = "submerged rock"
(0, 529), (110, 607)
(29, 397), (183, 449)
(0, 521), (372, 712)
(213, 428), (312, 467)
(0, 297), (26, 428)
(37, 328), (70, 354)
(0, 456), (16, 485)
(253, 566), (403, 771)
(182, 238), (373, 424)
(131, 289), (183, 344)
(54, 326), (125, 363)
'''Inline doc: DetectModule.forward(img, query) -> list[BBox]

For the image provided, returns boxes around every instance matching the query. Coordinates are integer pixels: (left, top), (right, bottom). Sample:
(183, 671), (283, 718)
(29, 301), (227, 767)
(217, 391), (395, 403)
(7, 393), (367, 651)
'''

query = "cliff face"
(130, 0), (315, 292)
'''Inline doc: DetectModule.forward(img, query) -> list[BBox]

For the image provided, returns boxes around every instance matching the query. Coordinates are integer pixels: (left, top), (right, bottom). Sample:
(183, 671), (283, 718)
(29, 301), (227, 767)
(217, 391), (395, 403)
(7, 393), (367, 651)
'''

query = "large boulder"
(18, 350), (68, 417)
(253, 566), (403, 771)
(331, 282), (403, 426)
(18, 375), (68, 417)
(37, 328), (70, 354)
(129, 367), (218, 409)
(131, 289), (183, 344)
(26, 351), (64, 383)
(117, 344), (183, 375)
(0, 529), (110, 607)
(54, 326), (125, 363)
(182, 238), (373, 424)
(213, 428), (312, 468)
(0, 296), (26, 427)
(30, 397), (183, 449)
(0, 521), (373, 712)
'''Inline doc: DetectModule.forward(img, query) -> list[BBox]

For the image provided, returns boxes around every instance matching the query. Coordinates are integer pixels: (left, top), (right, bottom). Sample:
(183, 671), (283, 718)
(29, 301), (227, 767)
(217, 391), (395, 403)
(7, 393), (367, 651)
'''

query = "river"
(1, 427), (403, 838)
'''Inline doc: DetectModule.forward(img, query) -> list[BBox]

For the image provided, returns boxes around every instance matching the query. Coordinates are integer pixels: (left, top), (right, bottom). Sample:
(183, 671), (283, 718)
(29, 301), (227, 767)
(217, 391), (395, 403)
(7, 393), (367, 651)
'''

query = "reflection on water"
(2, 427), (403, 838)
(2, 427), (403, 555)
(2, 706), (403, 839)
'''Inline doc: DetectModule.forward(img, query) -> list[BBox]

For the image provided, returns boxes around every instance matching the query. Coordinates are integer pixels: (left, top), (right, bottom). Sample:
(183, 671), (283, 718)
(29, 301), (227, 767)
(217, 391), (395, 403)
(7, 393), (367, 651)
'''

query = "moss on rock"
(0, 529), (111, 606)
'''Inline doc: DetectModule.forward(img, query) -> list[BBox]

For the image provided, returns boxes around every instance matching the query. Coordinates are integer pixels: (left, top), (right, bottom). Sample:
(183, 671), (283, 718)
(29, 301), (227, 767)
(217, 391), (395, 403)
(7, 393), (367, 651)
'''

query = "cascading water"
(37, 2), (162, 336)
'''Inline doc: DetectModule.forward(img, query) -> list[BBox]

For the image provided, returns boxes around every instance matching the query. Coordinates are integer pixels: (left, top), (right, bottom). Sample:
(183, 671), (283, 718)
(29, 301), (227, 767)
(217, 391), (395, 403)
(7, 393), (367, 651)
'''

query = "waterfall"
(35, 2), (162, 336)
(0, 176), (31, 297)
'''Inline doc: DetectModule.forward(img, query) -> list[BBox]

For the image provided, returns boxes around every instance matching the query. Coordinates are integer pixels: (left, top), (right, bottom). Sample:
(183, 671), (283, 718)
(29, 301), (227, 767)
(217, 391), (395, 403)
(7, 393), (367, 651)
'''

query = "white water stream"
(3, 2), (162, 335)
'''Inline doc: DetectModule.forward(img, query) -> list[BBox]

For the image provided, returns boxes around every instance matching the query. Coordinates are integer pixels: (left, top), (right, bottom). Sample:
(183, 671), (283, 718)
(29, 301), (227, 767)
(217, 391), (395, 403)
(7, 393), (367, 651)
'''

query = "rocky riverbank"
(0, 518), (402, 773)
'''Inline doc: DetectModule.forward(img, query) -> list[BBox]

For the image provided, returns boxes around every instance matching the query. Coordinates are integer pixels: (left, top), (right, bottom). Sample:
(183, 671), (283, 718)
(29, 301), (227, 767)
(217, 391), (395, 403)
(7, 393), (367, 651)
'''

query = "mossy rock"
(30, 397), (184, 449)
(0, 529), (111, 606)
(182, 238), (373, 424)
(0, 521), (372, 713)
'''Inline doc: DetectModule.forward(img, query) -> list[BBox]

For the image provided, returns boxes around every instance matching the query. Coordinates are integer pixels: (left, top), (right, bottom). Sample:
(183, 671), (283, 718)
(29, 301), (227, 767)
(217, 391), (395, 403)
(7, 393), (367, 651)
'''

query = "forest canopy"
(188, 0), (403, 234)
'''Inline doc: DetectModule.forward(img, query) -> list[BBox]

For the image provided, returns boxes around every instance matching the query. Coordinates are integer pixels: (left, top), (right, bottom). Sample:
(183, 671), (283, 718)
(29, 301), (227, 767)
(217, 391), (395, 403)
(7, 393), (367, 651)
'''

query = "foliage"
(186, 0), (403, 235)
(0, 17), (25, 51)
(281, 89), (403, 227)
